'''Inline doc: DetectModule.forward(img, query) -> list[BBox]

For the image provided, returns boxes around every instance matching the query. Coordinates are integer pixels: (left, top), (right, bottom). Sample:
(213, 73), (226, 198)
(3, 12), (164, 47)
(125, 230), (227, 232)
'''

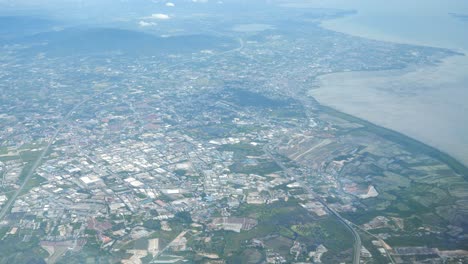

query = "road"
(263, 144), (361, 264)
(0, 36), (248, 222)
(348, 221), (396, 264)
(320, 199), (362, 264)
(0, 163), (6, 188)
(0, 88), (111, 221)
(151, 230), (188, 263)
(0, 35), (246, 221)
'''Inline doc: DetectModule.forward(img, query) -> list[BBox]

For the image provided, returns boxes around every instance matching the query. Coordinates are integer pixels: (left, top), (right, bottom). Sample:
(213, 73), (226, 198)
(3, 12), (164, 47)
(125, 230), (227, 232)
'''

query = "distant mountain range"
(1, 16), (237, 57)
(0, 16), (56, 40)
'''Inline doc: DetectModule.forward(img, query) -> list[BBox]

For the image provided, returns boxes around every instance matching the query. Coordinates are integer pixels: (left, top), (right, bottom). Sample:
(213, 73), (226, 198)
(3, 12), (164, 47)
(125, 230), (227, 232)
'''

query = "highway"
(348, 221), (396, 264)
(0, 38), (245, 222)
(0, 88), (111, 222)
(320, 199), (361, 264)
(263, 144), (361, 264)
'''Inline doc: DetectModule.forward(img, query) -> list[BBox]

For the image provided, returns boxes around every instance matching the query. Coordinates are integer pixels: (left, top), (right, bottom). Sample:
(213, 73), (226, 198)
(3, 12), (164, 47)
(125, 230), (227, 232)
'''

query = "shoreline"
(309, 15), (468, 169)
(320, 14), (468, 53)
(318, 105), (468, 179)
(310, 54), (468, 168)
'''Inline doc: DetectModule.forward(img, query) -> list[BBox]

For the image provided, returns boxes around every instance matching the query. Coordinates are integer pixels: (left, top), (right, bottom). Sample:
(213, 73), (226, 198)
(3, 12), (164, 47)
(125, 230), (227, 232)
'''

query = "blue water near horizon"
(307, 0), (468, 165)
(315, 0), (468, 52)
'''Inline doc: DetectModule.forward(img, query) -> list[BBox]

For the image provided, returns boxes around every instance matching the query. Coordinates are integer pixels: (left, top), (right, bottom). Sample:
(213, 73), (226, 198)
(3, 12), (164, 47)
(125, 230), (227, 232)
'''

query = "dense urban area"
(0, 3), (467, 264)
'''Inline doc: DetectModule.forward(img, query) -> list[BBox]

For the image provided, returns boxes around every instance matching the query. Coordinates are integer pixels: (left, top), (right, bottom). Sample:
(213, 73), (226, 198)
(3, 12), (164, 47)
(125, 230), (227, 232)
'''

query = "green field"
(206, 200), (355, 262)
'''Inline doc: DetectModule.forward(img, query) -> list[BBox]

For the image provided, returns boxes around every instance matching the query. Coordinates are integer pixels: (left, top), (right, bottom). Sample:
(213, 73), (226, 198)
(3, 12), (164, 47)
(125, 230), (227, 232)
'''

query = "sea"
(306, 0), (468, 166)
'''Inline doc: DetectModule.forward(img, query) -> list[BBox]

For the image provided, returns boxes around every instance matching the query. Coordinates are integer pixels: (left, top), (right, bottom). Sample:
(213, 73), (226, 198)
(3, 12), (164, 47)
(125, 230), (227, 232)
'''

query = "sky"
(0, 0), (177, 23)
(281, 0), (468, 13)
(2, 0), (467, 50)
(3, 0), (467, 21)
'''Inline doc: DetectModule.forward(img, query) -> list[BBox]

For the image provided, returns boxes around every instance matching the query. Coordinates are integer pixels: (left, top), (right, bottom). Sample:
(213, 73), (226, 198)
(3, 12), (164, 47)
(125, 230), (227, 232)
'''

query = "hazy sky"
(3, 0), (468, 15)
(0, 0), (177, 23)
(2, 0), (467, 49)
(3, 0), (467, 21)
(283, 0), (468, 13)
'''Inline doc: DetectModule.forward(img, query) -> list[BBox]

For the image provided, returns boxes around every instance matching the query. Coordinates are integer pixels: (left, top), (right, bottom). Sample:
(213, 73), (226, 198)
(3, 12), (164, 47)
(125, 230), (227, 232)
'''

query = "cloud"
(148, 13), (171, 20)
(139, 20), (157, 27)
(165, 2), (175, 7)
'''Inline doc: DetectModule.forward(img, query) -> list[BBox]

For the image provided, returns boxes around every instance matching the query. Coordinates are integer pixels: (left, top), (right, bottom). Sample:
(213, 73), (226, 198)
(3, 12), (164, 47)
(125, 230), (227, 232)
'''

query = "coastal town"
(0, 5), (468, 264)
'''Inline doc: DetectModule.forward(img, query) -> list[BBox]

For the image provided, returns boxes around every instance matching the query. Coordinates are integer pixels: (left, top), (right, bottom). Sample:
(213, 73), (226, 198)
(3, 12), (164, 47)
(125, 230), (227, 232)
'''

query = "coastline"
(309, 15), (468, 168)
(320, 10), (468, 53)
(318, 105), (468, 178)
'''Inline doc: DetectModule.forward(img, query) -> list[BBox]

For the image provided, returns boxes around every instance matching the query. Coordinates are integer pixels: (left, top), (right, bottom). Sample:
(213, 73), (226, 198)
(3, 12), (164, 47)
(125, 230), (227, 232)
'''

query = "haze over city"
(0, 1), (467, 263)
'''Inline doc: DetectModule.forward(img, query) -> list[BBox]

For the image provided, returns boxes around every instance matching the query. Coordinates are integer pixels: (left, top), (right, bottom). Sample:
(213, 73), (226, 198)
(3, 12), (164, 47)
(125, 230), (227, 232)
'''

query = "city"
(0, 2), (468, 264)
